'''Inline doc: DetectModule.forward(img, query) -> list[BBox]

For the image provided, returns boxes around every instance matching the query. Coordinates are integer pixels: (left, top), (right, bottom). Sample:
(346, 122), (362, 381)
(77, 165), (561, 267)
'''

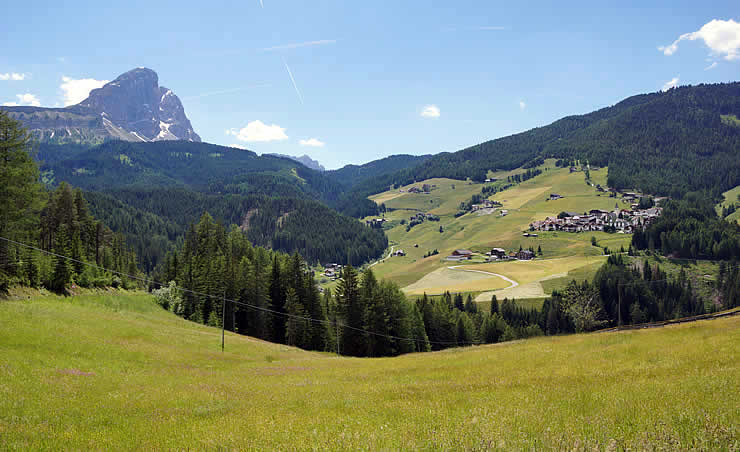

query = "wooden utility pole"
(221, 291), (226, 352)
(335, 320), (340, 357)
(618, 284), (623, 327)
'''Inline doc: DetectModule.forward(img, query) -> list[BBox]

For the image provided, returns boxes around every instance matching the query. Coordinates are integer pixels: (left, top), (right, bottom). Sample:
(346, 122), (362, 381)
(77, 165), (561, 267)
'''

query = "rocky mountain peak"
(78, 67), (200, 142)
(2, 67), (200, 144)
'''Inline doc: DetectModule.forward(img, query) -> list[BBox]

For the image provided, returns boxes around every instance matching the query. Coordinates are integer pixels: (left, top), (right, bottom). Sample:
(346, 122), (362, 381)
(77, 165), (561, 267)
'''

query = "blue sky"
(1, 1), (738, 169)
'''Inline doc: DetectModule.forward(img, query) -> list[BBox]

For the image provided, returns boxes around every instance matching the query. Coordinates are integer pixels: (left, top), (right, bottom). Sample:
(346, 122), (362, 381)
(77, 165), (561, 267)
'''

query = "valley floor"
(363, 163), (631, 299)
(1, 292), (738, 449)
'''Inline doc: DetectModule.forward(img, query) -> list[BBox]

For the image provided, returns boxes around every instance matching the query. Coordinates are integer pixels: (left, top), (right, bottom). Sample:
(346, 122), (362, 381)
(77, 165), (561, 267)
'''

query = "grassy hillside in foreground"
(1, 292), (737, 449)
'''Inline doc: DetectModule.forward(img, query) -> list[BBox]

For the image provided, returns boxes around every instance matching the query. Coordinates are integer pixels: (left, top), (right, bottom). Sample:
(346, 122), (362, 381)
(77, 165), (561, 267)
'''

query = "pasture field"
(365, 164), (631, 299)
(370, 178), (483, 216)
(402, 265), (511, 296)
(540, 259), (608, 294)
(472, 255), (607, 301)
(716, 185), (740, 223)
(1, 292), (737, 449)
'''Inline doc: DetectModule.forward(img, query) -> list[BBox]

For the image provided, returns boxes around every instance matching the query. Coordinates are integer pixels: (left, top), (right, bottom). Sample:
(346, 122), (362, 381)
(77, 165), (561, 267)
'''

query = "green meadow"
(1, 291), (737, 449)
(365, 163), (631, 299)
(717, 185), (740, 223)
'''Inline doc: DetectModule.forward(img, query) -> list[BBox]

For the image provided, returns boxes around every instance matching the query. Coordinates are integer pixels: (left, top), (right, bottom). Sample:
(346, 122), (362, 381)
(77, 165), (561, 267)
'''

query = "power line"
(0, 236), (481, 347)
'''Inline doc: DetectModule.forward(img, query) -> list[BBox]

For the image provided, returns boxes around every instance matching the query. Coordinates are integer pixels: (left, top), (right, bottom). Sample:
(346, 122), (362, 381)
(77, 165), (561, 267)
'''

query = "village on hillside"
(530, 201), (663, 234)
(357, 177), (669, 286)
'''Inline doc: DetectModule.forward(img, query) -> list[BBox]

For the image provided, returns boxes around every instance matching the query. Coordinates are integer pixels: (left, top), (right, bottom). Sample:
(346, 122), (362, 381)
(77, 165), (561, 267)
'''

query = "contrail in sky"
(259, 0), (263, 8)
(283, 59), (303, 105)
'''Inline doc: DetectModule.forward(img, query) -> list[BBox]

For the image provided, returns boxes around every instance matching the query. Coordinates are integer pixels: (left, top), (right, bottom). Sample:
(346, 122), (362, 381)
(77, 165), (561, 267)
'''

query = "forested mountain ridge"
(347, 82), (740, 199)
(34, 139), (386, 268)
(41, 139), (367, 208)
(85, 187), (388, 271)
(327, 154), (433, 189)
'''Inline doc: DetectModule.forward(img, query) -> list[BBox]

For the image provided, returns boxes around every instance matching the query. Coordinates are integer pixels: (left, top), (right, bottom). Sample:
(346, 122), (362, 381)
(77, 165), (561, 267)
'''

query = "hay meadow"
(1, 291), (737, 449)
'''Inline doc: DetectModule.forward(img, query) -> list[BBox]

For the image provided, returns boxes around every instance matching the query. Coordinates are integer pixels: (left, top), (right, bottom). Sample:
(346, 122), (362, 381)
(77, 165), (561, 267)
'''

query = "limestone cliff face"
(3, 67), (200, 144)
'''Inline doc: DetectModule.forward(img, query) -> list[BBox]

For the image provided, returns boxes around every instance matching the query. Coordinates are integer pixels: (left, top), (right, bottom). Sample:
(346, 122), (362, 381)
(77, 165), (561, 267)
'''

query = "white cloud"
(0, 73), (26, 81)
(226, 120), (288, 142)
(299, 138), (325, 147)
(2, 93), (41, 107)
(60, 76), (108, 106)
(658, 41), (680, 56)
(262, 40), (336, 51)
(421, 104), (440, 118)
(659, 19), (740, 61)
(704, 61), (718, 70)
(662, 76), (679, 92)
(519, 100), (526, 110)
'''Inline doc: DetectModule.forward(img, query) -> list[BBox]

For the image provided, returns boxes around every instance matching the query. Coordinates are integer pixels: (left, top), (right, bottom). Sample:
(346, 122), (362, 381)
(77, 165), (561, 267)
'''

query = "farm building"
(517, 250), (535, 260)
(490, 248), (507, 258)
(451, 249), (473, 257)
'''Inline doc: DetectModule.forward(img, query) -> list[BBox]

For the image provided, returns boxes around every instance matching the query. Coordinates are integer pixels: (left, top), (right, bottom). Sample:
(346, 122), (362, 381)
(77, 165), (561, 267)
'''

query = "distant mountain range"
(266, 153), (325, 171)
(3, 68), (200, 144)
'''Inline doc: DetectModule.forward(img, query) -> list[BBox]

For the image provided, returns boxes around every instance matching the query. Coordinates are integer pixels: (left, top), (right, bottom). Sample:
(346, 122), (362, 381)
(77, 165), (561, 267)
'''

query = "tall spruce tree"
(284, 287), (307, 348)
(336, 264), (364, 356)
(268, 255), (287, 343)
(490, 295), (499, 315)
(51, 224), (73, 293)
(363, 269), (389, 356)
(0, 111), (44, 291)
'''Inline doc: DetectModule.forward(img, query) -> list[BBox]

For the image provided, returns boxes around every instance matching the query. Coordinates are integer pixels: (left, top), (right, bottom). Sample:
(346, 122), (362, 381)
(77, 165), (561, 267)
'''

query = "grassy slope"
(1, 292), (737, 449)
(366, 164), (631, 297)
(716, 185), (740, 224)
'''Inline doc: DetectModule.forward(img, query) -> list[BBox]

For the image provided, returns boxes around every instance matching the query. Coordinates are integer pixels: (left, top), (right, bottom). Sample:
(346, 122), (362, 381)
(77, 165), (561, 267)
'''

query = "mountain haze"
(266, 153), (326, 171)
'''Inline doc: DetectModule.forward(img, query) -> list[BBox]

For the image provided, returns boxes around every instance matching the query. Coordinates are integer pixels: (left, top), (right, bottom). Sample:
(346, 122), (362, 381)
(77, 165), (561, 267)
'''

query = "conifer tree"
(336, 264), (363, 356)
(0, 111), (44, 290)
(464, 294), (478, 313)
(304, 271), (327, 351)
(51, 224), (73, 293)
(364, 279), (390, 357)
(456, 315), (474, 346)
(454, 293), (464, 311)
(490, 295), (499, 315)
(284, 288), (307, 347)
(409, 302), (431, 352)
(24, 248), (40, 288)
(268, 255), (287, 343)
